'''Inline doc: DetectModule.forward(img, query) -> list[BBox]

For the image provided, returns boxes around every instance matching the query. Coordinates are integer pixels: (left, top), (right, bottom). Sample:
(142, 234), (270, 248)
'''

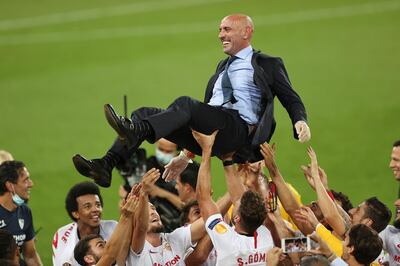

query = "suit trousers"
(109, 96), (250, 161)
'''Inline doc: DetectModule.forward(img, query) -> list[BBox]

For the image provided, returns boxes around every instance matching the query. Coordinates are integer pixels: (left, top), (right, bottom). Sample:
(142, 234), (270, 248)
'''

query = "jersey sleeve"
(205, 213), (234, 257)
(169, 225), (192, 253)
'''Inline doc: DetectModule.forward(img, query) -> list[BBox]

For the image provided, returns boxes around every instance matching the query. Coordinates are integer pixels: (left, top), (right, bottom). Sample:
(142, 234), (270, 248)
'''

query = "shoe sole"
(72, 155), (111, 187)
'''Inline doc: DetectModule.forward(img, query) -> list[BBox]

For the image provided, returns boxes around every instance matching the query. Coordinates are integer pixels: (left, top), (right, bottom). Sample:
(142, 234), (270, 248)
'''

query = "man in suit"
(73, 14), (311, 187)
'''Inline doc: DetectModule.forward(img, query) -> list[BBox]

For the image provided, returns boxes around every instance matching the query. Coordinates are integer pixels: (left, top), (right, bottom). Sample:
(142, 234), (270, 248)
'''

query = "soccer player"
(125, 167), (207, 265)
(52, 182), (117, 266)
(73, 189), (140, 266)
(193, 130), (274, 265)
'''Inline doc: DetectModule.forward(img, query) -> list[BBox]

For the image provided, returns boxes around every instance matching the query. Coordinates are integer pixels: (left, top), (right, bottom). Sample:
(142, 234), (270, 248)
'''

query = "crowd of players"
(0, 138), (399, 266)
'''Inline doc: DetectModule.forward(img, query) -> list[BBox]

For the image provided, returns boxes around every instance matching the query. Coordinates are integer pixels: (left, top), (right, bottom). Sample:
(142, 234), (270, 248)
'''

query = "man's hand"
(162, 151), (191, 182)
(294, 206), (320, 230)
(141, 168), (160, 195)
(267, 247), (284, 266)
(260, 143), (278, 177)
(121, 194), (140, 218)
(295, 121), (311, 143)
(301, 164), (329, 190)
(191, 130), (218, 151)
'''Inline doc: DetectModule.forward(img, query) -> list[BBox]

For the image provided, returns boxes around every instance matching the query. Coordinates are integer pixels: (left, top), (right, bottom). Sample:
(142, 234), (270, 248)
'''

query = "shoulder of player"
(54, 222), (77, 237)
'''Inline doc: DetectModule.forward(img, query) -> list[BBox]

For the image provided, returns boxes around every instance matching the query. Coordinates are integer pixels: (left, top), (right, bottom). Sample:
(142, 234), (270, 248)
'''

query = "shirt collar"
(234, 45), (253, 60)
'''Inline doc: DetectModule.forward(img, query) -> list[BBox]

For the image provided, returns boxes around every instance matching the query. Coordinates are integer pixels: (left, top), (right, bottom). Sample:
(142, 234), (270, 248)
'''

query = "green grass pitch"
(0, 0), (399, 264)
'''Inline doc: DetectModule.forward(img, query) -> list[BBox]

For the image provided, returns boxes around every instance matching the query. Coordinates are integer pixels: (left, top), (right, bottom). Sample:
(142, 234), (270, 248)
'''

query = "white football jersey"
(126, 225), (192, 266)
(52, 220), (117, 266)
(205, 213), (274, 266)
(378, 225), (400, 265)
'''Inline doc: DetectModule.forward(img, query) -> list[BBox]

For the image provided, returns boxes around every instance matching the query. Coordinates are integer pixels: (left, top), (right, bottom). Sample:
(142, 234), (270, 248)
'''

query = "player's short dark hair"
(0, 229), (17, 261)
(393, 140), (400, 147)
(300, 255), (330, 266)
(74, 234), (102, 266)
(0, 160), (25, 195)
(363, 197), (391, 233)
(180, 200), (199, 226)
(65, 182), (103, 222)
(330, 190), (353, 213)
(347, 224), (383, 265)
(180, 162), (199, 190)
(239, 190), (267, 234)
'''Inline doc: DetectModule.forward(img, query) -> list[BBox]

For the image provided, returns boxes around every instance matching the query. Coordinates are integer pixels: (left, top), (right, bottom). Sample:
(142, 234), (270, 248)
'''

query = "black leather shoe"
(72, 154), (112, 187)
(104, 104), (140, 149)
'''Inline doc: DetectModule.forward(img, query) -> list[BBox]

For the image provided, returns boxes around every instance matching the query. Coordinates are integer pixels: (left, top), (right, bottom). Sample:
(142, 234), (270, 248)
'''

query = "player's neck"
(0, 193), (17, 212)
(234, 223), (251, 236)
(77, 222), (100, 239)
(147, 232), (162, 247)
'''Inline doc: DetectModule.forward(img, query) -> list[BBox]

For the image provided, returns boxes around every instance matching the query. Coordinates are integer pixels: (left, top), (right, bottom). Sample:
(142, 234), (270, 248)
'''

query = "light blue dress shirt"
(208, 46), (262, 125)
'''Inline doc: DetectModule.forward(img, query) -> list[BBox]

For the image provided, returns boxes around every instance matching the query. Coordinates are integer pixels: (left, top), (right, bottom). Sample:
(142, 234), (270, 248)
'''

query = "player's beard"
(149, 224), (164, 233)
(393, 218), (400, 229)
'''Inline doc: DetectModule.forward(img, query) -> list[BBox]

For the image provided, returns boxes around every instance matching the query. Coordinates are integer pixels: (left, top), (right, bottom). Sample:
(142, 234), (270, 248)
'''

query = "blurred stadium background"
(0, 0), (399, 263)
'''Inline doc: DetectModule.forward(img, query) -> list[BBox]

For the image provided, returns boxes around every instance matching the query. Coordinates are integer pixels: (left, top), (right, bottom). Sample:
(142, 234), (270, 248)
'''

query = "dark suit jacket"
(204, 50), (307, 162)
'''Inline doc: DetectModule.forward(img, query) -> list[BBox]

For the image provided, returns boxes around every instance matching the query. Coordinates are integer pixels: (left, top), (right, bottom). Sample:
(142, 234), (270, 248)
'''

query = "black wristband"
(223, 160), (235, 167)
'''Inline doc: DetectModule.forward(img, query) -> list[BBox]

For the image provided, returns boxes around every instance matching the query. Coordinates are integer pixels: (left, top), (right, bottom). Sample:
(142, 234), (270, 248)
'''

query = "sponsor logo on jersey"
(208, 218), (222, 230)
(18, 219), (24, 229)
(0, 220), (6, 228)
(215, 223), (227, 234)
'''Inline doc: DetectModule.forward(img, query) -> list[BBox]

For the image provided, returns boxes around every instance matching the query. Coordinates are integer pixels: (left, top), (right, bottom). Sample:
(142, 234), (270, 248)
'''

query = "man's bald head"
(219, 14), (254, 55)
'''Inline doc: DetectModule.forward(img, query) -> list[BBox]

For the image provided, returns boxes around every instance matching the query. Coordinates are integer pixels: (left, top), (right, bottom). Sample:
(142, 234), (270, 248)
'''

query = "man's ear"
(84, 254), (96, 265)
(362, 217), (373, 228)
(72, 211), (80, 220)
(4, 181), (14, 193)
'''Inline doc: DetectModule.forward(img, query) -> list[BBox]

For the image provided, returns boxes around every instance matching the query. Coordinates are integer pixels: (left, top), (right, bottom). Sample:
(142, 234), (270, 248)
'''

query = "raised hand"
(260, 143), (278, 177)
(294, 206), (319, 230)
(306, 147), (319, 181)
(121, 194), (140, 218)
(141, 168), (160, 195)
(191, 130), (218, 151)
(301, 164), (329, 190)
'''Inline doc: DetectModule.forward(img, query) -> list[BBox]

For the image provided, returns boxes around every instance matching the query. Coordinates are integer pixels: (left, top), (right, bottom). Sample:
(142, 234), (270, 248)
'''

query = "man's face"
(218, 16), (250, 56)
(13, 167), (33, 201)
(74, 194), (102, 227)
(175, 176), (190, 203)
(390, 146), (400, 180)
(86, 237), (104, 264)
(148, 203), (164, 233)
(156, 138), (177, 155)
(186, 205), (201, 224)
(348, 202), (368, 225)
(341, 232), (352, 261)
(306, 201), (325, 223)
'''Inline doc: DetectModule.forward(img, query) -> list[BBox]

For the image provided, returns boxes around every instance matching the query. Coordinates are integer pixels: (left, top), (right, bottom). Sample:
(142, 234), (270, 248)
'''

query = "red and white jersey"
(205, 213), (274, 266)
(378, 225), (400, 265)
(52, 220), (117, 266)
(126, 225), (192, 266)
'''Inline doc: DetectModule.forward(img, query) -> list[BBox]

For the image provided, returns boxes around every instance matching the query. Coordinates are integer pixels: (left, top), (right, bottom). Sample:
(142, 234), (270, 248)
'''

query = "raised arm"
(306, 147), (346, 237)
(221, 153), (246, 205)
(192, 130), (220, 221)
(260, 143), (313, 235)
(97, 193), (139, 266)
(131, 168), (160, 254)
